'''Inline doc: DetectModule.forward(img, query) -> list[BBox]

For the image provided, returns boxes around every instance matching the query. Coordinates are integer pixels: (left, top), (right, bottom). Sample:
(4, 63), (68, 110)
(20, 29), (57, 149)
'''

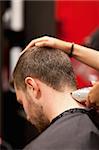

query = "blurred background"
(0, 0), (99, 149)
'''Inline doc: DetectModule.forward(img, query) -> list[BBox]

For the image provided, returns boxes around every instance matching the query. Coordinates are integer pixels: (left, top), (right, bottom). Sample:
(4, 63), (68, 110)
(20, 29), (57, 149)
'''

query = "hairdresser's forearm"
(71, 44), (99, 70)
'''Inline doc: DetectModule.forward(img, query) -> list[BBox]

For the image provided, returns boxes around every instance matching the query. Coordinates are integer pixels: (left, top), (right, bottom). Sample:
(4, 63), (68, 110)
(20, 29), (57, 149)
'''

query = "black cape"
(24, 108), (99, 150)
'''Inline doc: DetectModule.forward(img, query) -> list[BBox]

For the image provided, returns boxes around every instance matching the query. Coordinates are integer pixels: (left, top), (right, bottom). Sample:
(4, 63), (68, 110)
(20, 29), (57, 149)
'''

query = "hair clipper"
(71, 87), (92, 102)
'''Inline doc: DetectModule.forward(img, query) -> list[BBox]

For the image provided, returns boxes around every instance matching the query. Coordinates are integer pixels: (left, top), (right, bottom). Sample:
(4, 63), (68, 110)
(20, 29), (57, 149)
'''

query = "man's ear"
(25, 77), (39, 98)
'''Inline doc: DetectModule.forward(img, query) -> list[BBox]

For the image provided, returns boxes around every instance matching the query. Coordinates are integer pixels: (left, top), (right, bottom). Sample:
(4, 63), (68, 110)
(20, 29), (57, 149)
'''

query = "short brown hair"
(12, 46), (77, 91)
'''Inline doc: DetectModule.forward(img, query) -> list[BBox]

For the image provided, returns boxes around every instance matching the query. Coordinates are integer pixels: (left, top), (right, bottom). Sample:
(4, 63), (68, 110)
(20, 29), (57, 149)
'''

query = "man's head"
(13, 46), (76, 91)
(12, 46), (77, 132)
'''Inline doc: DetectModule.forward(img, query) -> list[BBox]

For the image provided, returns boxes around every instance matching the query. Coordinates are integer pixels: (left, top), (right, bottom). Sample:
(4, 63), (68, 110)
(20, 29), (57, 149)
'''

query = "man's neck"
(46, 92), (86, 122)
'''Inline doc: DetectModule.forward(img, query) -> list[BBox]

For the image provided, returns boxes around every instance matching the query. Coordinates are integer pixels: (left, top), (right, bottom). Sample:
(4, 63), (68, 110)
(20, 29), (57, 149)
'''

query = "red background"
(55, 0), (99, 88)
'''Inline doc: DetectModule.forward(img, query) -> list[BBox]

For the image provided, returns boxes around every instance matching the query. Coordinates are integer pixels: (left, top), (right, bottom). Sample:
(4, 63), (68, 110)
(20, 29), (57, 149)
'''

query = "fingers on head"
(24, 36), (51, 50)
(35, 41), (48, 47)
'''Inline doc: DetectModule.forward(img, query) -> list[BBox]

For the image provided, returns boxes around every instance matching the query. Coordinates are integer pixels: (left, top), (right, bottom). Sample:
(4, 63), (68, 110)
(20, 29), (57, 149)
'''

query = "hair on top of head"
(12, 46), (77, 91)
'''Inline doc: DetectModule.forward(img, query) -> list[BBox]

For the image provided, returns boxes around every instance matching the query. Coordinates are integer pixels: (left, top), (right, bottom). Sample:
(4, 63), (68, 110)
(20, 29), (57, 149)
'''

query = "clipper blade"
(71, 87), (92, 102)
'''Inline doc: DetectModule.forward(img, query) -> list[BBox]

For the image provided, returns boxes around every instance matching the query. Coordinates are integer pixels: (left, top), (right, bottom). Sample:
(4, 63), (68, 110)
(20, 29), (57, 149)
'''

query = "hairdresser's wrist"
(62, 41), (72, 55)
(63, 42), (76, 57)
(66, 42), (84, 58)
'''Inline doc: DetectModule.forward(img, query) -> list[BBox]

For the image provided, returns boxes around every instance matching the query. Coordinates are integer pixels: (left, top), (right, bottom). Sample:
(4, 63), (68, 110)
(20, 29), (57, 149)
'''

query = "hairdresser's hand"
(24, 36), (72, 54)
(86, 81), (99, 110)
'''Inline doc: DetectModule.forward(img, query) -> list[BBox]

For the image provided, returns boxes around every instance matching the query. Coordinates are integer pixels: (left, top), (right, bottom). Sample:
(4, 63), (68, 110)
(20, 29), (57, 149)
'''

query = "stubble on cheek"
(27, 100), (50, 133)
